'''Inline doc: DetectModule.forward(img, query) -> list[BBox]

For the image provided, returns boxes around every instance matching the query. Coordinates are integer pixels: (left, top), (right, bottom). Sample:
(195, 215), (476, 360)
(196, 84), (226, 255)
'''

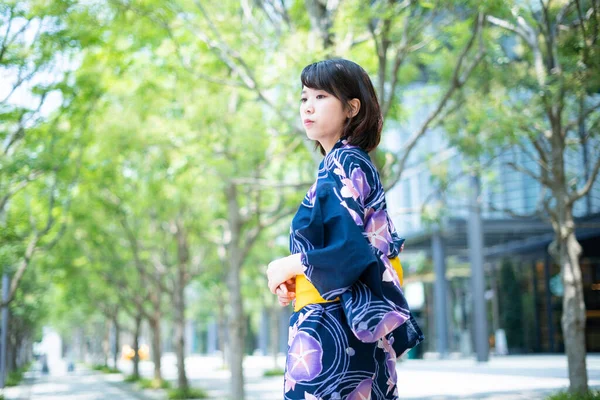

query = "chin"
(305, 131), (319, 141)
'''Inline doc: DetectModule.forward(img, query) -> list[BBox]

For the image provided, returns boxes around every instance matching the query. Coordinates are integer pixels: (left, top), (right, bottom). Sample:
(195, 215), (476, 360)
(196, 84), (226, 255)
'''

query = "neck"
(320, 136), (342, 154)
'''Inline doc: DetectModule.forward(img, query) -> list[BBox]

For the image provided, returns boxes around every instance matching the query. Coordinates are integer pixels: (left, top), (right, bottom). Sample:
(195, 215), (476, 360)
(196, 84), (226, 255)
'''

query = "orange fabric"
(293, 256), (404, 312)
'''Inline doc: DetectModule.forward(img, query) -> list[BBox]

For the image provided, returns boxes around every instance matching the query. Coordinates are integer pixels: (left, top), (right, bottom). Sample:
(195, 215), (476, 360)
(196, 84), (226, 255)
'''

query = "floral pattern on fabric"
(285, 139), (424, 399)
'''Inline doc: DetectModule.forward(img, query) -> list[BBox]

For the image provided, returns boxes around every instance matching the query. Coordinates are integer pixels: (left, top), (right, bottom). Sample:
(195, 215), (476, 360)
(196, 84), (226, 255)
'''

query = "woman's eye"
(316, 94), (326, 99)
(300, 98), (307, 103)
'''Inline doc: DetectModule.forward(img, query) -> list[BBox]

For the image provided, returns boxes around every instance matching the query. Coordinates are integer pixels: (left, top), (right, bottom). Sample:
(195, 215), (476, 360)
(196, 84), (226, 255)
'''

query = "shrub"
(167, 387), (209, 399)
(90, 364), (119, 373)
(138, 378), (172, 390)
(546, 390), (600, 400)
(124, 374), (141, 383)
(263, 368), (285, 377)
(6, 369), (24, 387)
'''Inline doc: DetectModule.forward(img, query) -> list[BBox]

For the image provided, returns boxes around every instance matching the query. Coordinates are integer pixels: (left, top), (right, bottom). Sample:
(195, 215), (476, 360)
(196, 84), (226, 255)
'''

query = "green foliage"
(263, 368), (285, 377)
(5, 363), (31, 387)
(499, 259), (524, 351)
(546, 391), (600, 400)
(167, 387), (209, 400)
(124, 374), (141, 383)
(139, 378), (172, 390)
(91, 365), (120, 374)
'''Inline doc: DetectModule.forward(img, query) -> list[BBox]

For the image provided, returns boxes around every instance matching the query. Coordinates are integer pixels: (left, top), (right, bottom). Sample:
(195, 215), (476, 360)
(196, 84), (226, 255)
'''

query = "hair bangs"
(300, 62), (338, 97)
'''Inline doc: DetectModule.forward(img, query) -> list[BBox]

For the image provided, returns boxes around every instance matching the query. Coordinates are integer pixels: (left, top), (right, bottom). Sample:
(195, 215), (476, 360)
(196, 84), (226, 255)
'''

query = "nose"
(302, 99), (314, 115)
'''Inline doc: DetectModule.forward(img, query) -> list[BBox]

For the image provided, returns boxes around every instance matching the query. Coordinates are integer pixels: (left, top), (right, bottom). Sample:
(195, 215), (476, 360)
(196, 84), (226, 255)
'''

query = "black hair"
(300, 58), (382, 155)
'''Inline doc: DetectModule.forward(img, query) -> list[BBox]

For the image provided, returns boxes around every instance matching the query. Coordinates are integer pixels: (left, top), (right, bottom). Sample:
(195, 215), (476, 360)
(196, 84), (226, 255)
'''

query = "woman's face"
(300, 86), (347, 145)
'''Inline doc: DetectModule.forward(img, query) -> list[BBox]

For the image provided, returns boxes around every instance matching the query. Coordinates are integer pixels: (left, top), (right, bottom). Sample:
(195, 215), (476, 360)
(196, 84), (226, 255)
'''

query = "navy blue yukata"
(285, 139), (424, 400)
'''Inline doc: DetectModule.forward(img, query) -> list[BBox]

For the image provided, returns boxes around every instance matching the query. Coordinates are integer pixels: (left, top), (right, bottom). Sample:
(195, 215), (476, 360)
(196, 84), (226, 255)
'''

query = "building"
(385, 89), (600, 355)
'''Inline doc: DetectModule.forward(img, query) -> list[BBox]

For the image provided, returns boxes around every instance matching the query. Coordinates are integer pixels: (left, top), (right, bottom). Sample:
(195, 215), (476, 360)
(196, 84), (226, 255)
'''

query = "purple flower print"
(304, 392), (323, 400)
(340, 199), (364, 226)
(354, 311), (409, 343)
(307, 183), (317, 205)
(286, 331), (323, 382)
(378, 336), (398, 395)
(340, 176), (360, 200)
(347, 377), (373, 400)
(332, 160), (370, 204)
(350, 167), (370, 203)
(364, 208), (392, 254)
(284, 372), (297, 393)
(288, 310), (315, 346)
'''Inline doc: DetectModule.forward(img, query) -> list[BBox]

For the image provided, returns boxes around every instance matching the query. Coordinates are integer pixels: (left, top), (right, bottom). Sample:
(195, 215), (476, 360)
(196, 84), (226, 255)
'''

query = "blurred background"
(1, 0), (599, 399)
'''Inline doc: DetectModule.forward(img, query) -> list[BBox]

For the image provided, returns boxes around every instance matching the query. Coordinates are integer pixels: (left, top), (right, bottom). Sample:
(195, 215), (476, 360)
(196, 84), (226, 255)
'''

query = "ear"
(347, 98), (361, 118)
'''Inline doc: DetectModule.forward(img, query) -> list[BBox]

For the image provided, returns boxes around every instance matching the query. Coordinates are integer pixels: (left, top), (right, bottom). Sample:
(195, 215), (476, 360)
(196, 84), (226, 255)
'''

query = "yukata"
(285, 139), (424, 400)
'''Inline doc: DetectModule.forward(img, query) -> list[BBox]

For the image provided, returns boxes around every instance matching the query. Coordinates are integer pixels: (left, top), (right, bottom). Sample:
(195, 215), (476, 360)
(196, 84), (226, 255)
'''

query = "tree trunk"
(174, 218), (190, 391)
(551, 215), (588, 393)
(102, 321), (110, 367)
(270, 307), (280, 369)
(217, 298), (228, 368)
(149, 316), (163, 383)
(113, 317), (120, 370)
(132, 313), (142, 379)
(226, 184), (245, 400)
(174, 268), (189, 390)
(228, 260), (245, 400)
(7, 332), (16, 372)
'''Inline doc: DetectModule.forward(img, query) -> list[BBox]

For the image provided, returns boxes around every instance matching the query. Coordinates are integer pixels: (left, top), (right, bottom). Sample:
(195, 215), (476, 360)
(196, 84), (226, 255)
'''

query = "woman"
(267, 59), (423, 400)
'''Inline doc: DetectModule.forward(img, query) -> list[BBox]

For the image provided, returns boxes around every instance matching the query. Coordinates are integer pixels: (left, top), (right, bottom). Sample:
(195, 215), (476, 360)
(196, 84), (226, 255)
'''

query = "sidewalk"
(3, 354), (599, 399)
(1, 362), (153, 400)
(116, 353), (600, 399)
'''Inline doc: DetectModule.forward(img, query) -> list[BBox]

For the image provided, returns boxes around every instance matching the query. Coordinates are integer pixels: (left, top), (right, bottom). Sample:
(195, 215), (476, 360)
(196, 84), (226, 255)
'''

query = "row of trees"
(1, 0), (598, 397)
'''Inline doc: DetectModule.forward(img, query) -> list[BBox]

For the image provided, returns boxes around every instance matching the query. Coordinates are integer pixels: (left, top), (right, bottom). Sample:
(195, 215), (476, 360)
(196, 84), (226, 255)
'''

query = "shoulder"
(324, 145), (378, 182)
(319, 144), (382, 206)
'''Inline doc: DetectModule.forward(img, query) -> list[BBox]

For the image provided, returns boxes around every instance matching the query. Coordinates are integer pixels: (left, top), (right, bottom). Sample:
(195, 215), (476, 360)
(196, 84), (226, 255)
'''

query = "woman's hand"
(276, 279), (296, 307)
(267, 253), (304, 294)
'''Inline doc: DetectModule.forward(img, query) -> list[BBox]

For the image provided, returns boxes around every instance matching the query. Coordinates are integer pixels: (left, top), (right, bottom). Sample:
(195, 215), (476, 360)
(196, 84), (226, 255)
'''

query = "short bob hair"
(300, 58), (382, 155)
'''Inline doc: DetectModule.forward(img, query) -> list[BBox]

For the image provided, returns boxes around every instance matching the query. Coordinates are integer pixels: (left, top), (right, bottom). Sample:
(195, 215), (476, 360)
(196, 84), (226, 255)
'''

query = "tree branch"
(564, 99), (600, 133)
(569, 150), (600, 205)
(385, 12), (485, 191)
(0, 232), (41, 308)
(506, 161), (552, 187)
(0, 170), (44, 217)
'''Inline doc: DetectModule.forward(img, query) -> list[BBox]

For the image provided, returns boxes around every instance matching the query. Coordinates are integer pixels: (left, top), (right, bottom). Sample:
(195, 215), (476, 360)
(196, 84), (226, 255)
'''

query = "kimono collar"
(329, 137), (348, 153)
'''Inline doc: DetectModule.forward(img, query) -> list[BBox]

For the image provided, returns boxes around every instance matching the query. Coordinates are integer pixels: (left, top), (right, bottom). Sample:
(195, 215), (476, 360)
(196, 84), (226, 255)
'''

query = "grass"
(263, 368), (285, 377)
(138, 378), (172, 390)
(5, 362), (32, 387)
(124, 374), (141, 383)
(546, 390), (600, 399)
(167, 387), (209, 399)
(91, 364), (120, 374)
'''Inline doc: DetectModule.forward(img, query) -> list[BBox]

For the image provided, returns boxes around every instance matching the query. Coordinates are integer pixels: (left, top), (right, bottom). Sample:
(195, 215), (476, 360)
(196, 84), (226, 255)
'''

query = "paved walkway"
(1, 369), (145, 400)
(116, 353), (600, 400)
(2, 354), (599, 399)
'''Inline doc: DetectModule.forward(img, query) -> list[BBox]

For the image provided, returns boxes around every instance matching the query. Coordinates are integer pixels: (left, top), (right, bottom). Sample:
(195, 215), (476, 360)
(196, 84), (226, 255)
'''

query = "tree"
(0, 0), (103, 306)
(451, 0), (600, 392)
(109, 2), (487, 397)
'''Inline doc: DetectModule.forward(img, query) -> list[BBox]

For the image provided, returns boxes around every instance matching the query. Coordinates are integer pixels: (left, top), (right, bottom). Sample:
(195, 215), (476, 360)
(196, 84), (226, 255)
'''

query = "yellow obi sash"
(294, 256), (404, 312)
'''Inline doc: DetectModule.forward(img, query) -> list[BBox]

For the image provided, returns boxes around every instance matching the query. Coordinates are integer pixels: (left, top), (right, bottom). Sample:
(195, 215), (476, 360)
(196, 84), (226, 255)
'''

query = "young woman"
(267, 59), (423, 400)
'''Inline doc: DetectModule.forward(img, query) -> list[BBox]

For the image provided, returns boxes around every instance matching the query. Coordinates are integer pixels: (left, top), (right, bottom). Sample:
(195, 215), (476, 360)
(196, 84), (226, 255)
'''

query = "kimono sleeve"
(299, 161), (377, 301)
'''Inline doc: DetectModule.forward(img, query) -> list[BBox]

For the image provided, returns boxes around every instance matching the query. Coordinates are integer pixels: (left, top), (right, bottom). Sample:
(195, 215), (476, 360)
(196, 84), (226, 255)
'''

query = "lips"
(303, 119), (314, 127)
